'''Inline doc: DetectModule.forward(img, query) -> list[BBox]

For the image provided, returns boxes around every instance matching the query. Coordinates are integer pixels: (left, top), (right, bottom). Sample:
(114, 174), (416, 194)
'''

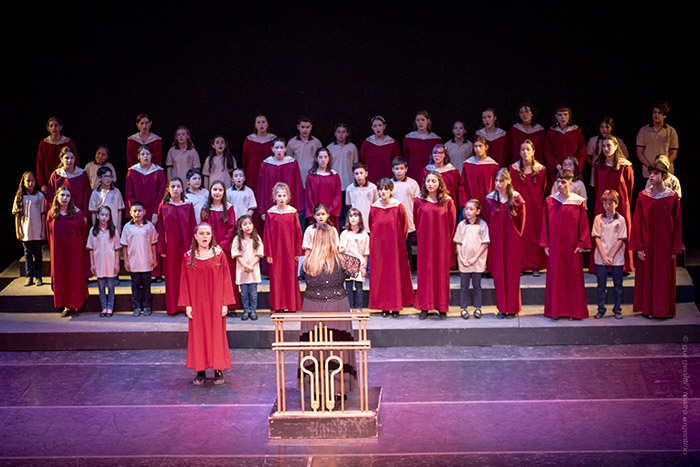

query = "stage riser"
(0, 284), (693, 313)
(2, 325), (698, 351)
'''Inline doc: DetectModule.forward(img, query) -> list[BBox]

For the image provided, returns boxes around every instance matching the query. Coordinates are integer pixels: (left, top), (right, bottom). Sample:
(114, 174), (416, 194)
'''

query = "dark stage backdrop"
(3, 4), (696, 271)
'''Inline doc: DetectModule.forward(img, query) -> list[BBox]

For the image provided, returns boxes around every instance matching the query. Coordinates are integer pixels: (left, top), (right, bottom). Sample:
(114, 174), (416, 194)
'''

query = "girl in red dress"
(46, 147), (91, 221)
(369, 178), (415, 317)
(403, 110), (441, 181)
(46, 187), (88, 317)
(242, 114), (276, 194)
(360, 116), (401, 183)
(201, 180), (239, 316)
(509, 140), (547, 274)
(506, 103), (545, 165)
(36, 116), (79, 193)
(414, 172), (457, 320)
(461, 136), (499, 209)
(179, 223), (236, 386)
(544, 105), (586, 191)
(126, 113), (162, 167)
(264, 182), (303, 312)
(474, 108), (508, 167)
(420, 143), (464, 209)
(305, 147), (342, 229)
(629, 160), (682, 319)
(591, 136), (634, 273)
(157, 177), (197, 315)
(482, 168), (526, 318)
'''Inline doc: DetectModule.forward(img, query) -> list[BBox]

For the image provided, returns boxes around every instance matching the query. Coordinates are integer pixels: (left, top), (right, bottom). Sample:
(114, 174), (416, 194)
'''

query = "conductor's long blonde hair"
(302, 224), (339, 277)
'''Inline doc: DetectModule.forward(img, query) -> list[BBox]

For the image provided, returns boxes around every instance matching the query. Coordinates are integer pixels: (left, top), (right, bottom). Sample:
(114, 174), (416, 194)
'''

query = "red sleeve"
(125, 170), (134, 211)
(514, 194), (526, 236)
(177, 254), (192, 308)
(448, 198), (457, 238)
(219, 206), (236, 251)
(219, 252), (237, 306)
(392, 141), (401, 159)
(672, 196), (683, 255)
(294, 212), (303, 256)
(305, 174), (316, 214)
(539, 199), (550, 248)
(398, 203), (408, 240)
(156, 171), (167, 205)
(359, 140), (368, 165)
(293, 163), (305, 211)
(329, 173), (342, 217)
(156, 203), (166, 254)
(628, 195), (644, 252)
(263, 214), (272, 257)
(242, 138), (251, 172)
(577, 203), (591, 249)
(623, 165), (634, 204)
(256, 163), (268, 215)
(456, 171), (466, 207)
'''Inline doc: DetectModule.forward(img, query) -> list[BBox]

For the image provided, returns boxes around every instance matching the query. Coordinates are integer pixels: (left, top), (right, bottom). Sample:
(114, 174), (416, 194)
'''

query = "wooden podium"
(268, 312), (382, 439)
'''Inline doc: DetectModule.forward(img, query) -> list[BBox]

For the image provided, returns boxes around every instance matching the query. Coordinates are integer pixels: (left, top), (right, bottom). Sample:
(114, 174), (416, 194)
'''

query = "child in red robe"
(179, 223), (236, 386)
(36, 116), (79, 192)
(462, 136), (499, 217)
(403, 110), (441, 181)
(414, 172), (456, 320)
(45, 147), (91, 220)
(126, 113), (162, 167)
(46, 187), (88, 317)
(482, 168), (526, 318)
(473, 108), (508, 166)
(505, 103), (545, 165)
(242, 115), (277, 194)
(305, 147), (342, 229)
(543, 105), (586, 191)
(509, 139), (547, 274)
(369, 178), (414, 317)
(629, 160), (682, 319)
(201, 180), (239, 316)
(419, 143), (464, 208)
(540, 172), (591, 320)
(360, 116), (401, 183)
(157, 177), (196, 315)
(264, 182), (303, 312)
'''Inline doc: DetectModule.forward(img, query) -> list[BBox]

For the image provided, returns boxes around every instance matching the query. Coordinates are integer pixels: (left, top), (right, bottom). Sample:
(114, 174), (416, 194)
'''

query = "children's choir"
(17, 105), (683, 328)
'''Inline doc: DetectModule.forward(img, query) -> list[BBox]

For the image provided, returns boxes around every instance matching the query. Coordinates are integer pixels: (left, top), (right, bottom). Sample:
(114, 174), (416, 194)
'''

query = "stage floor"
(0, 344), (698, 465)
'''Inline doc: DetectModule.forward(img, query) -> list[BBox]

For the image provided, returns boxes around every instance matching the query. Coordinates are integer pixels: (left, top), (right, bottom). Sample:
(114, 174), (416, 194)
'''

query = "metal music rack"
(271, 312), (371, 414)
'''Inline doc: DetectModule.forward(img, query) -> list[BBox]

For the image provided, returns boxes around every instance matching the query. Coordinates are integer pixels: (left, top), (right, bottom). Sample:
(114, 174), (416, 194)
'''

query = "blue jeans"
(97, 276), (116, 309)
(22, 240), (43, 279)
(240, 283), (258, 312)
(345, 280), (363, 309)
(595, 265), (623, 313)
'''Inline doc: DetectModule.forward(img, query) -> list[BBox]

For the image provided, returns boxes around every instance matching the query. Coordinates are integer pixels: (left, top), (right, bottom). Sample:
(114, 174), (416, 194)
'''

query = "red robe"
(402, 133), (441, 181)
(241, 134), (276, 194)
(509, 162), (547, 271)
(124, 165), (167, 221)
(539, 193), (591, 319)
(368, 200), (414, 311)
(36, 137), (79, 189)
(461, 157), (499, 208)
(420, 165), (465, 207)
(157, 202), (196, 315)
(360, 136), (401, 183)
(178, 249), (235, 371)
(543, 126), (586, 189)
(482, 191), (525, 315)
(474, 128), (508, 167)
(591, 160), (635, 273)
(47, 212), (88, 309)
(46, 169), (91, 216)
(205, 206), (240, 309)
(256, 157), (305, 214)
(305, 171), (342, 228)
(264, 207), (303, 311)
(505, 124), (545, 164)
(126, 133), (163, 167)
(629, 188), (682, 318)
(413, 197), (456, 312)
